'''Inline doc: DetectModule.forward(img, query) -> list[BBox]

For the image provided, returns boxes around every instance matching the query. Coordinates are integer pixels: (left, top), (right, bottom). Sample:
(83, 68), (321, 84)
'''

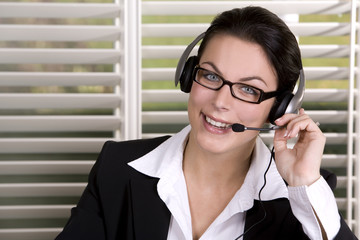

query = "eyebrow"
(201, 61), (268, 87)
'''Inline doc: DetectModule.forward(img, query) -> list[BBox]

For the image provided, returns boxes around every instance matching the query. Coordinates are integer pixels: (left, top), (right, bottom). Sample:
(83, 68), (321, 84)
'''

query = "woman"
(56, 6), (357, 240)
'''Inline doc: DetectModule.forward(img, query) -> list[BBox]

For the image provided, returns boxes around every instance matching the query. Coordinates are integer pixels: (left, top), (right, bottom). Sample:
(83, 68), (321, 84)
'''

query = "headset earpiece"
(268, 69), (305, 124)
(175, 32), (205, 93)
(179, 56), (199, 93)
(268, 91), (294, 124)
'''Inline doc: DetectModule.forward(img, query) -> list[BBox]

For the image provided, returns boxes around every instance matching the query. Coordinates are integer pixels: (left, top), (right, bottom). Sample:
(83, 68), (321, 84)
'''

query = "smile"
(205, 116), (231, 129)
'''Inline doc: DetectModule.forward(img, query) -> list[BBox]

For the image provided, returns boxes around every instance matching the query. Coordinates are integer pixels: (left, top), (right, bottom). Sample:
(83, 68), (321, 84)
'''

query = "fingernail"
(287, 131), (293, 138)
(284, 130), (289, 138)
(284, 130), (292, 138)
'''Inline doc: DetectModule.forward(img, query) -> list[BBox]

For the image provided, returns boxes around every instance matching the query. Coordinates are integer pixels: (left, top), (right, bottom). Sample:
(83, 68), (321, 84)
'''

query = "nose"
(213, 84), (232, 110)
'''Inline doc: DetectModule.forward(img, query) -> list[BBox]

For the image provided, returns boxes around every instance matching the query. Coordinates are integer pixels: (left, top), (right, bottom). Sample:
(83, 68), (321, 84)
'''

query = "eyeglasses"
(193, 66), (281, 104)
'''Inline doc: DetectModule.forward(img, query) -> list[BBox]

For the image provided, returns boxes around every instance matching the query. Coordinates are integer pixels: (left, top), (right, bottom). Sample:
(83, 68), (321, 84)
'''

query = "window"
(0, 0), (359, 238)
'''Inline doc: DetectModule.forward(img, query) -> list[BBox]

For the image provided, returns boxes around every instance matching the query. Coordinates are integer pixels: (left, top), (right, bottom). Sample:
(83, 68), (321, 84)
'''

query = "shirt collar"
(128, 125), (190, 179)
(128, 125), (288, 207)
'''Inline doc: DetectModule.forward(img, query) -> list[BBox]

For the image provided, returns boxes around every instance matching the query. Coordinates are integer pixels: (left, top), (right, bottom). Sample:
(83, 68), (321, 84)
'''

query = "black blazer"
(56, 136), (357, 240)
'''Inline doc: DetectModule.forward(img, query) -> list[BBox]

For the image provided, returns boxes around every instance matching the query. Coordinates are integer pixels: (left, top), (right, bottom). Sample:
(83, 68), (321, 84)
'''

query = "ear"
(179, 56), (199, 93)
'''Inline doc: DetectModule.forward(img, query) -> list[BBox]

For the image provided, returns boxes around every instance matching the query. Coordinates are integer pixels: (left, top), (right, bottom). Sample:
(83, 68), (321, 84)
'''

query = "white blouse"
(128, 125), (340, 240)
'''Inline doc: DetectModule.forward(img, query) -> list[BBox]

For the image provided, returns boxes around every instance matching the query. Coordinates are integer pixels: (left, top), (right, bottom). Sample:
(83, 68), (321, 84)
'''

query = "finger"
(288, 115), (323, 139)
(276, 109), (321, 139)
(284, 114), (311, 138)
(274, 108), (306, 127)
(274, 109), (303, 127)
(273, 128), (289, 152)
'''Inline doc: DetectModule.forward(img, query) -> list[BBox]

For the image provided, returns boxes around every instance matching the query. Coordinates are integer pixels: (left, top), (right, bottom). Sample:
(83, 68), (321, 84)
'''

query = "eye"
(203, 71), (220, 82)
(235, 84), (261, 96)
(242, 86), (256, 95)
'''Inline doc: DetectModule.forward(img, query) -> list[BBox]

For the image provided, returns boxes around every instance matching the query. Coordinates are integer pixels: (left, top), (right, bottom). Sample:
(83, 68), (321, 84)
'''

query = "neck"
(183, 135), (255, 188)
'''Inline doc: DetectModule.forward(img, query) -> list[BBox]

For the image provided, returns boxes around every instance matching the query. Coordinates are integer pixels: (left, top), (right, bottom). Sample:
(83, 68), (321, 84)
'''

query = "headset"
(174, 32), (305, 125)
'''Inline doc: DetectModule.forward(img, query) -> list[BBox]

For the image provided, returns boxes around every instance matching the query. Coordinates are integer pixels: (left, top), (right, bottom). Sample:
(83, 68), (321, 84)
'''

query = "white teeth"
(205, 116), (231, 128)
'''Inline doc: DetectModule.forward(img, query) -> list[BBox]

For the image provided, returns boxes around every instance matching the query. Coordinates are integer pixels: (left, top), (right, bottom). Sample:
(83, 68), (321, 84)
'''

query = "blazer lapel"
(130, 177), (171, 240)
(243, 200), (265, 239)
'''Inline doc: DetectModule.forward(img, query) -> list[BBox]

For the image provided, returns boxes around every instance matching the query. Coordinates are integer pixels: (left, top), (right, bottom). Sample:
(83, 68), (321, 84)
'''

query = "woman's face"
(187, 34), (278, 155)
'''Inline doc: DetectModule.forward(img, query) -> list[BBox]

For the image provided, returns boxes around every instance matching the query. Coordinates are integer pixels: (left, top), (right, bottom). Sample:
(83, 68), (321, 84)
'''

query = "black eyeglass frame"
(193, 66), (282, 104)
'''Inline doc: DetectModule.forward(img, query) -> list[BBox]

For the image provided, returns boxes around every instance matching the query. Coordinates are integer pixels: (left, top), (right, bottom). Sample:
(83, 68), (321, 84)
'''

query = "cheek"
(236, 100), (274, 125)
(188, 84), (210, 109)
(187, 84), (204, 120)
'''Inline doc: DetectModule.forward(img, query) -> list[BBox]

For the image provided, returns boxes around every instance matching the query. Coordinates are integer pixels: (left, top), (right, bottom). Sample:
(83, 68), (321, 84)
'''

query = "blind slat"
(1, 1), (350, 19)
(0, 3), (121, 18)
(0, 161), (94, 175)
(0, 25), (121, 42)
(300, 45), (352, 58)
(322, 154), (349, 168)
(0, 49), (121, 64)
(142, 23), (351, 37)
(142, 111), (188, 124)
(304, 89), (350, 102)
(0, 228), (61, 240)
(0, 72), (120, 86)
(142, 1), (351, 15)
(0, 183), (86, 197)
(0, 205), (73, 219)
(0, 138), (110, 153)
(0, 116), (120, 132)
(0, 94), (121, 109)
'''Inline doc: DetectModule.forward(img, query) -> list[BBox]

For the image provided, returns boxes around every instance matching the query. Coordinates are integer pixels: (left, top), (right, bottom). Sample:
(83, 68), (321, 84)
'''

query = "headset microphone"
(231, 123), (282, 132)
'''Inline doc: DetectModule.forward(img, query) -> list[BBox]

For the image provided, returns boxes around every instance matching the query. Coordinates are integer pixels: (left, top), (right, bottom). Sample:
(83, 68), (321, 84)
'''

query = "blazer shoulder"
(100, 135), (171, 164)
(90, 135), (171, 182)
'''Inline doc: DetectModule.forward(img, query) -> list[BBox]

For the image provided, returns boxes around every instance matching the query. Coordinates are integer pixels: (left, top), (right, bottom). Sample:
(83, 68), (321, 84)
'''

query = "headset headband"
(175, 32), (206, 87)
(286, 69), (305, 114)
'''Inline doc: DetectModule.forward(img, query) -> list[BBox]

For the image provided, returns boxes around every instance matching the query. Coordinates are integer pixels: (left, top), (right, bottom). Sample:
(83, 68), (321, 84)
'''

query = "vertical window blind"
(0, 0), (359, 239)
(0, 0), (140, 239)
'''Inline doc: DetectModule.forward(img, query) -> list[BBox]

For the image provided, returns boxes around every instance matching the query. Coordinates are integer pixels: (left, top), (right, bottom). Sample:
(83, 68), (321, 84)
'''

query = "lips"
(205, 115), (231, 129)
